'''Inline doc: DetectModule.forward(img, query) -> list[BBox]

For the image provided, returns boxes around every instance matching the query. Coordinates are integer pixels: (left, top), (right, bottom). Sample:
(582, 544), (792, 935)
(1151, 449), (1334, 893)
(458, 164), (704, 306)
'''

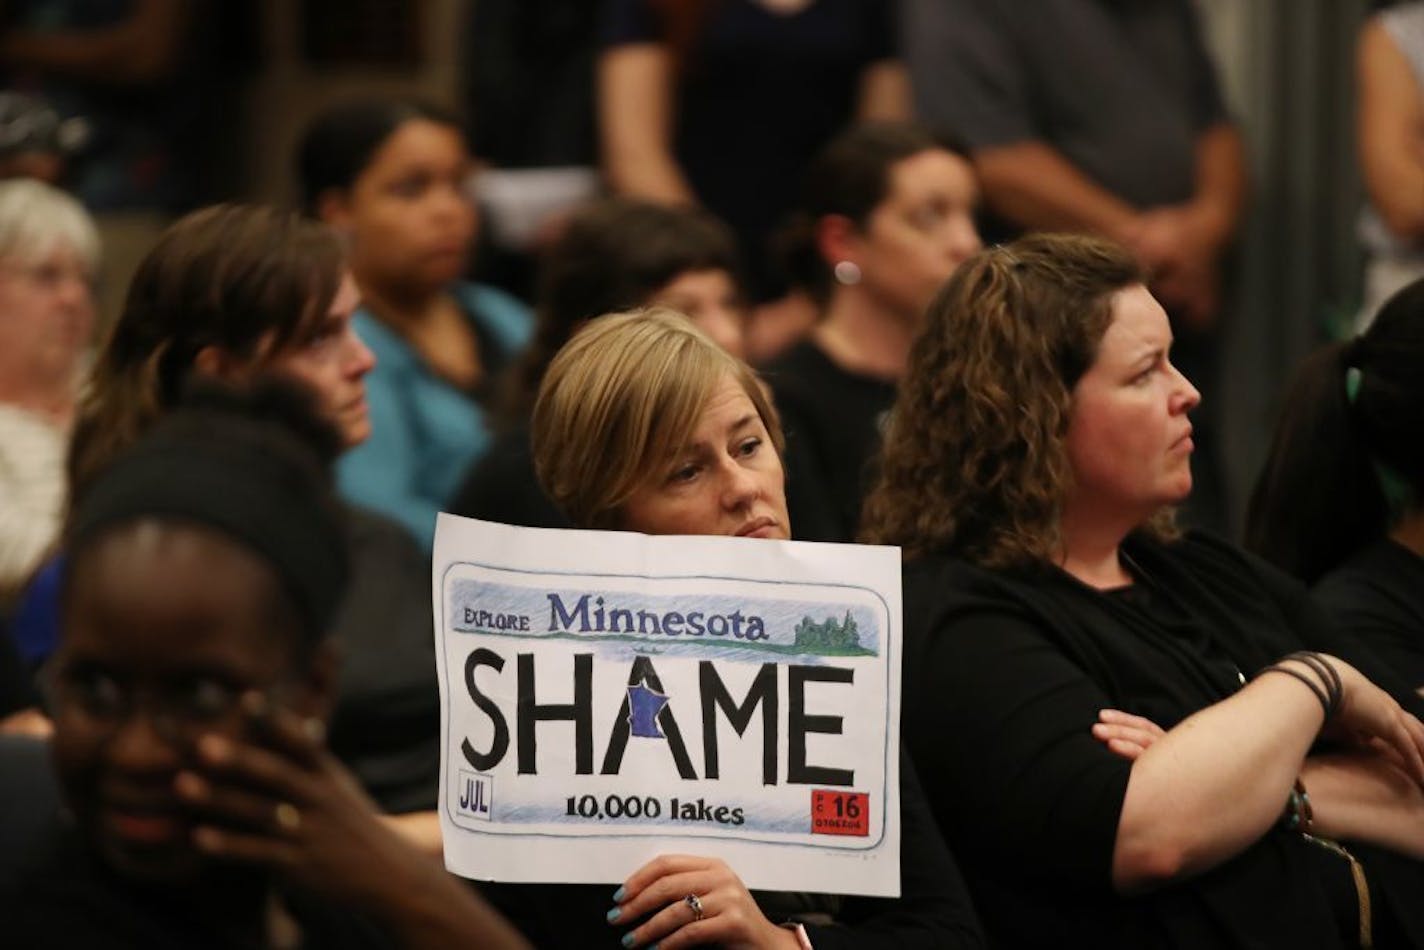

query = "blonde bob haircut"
(532, 307), (783, 529)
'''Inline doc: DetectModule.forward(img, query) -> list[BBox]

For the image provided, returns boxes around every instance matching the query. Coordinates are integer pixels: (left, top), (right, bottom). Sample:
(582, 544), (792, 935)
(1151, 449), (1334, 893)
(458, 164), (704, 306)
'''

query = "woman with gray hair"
(0, 178), (98, 602)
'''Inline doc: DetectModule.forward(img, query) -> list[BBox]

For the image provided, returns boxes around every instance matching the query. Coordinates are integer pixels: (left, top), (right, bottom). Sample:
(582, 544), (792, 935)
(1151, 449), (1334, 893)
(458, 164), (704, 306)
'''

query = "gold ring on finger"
(274, 801), (302, 834)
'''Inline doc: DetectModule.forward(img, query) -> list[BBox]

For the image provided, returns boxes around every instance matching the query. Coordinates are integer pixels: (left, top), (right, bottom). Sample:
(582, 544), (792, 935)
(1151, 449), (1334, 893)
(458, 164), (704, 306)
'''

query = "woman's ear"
(316, 189), (353, 232)
(193, 345), (246, 381)
(815, 213), (860, 271)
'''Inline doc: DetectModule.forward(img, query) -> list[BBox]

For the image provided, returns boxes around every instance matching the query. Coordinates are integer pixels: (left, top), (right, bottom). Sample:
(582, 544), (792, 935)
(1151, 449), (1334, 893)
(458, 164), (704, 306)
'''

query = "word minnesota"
(548, 593), (768, 641)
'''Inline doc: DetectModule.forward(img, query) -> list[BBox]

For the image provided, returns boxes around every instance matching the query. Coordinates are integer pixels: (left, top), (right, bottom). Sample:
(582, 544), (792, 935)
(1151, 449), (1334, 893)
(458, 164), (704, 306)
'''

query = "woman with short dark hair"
(47, 204), (441, 828)
(766, 122), (979, 542)
(299, 97), (532, 548)
(450, 197), (748, 530)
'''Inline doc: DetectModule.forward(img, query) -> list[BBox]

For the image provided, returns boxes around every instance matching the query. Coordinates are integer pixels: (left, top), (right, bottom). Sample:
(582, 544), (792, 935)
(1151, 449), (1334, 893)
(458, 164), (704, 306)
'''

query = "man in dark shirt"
(904, 0), (1247, 531)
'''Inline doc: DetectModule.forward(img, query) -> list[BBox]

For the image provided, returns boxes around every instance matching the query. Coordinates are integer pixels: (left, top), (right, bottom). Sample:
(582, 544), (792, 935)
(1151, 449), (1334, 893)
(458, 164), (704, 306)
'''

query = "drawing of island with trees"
(793, 611), (874, 656)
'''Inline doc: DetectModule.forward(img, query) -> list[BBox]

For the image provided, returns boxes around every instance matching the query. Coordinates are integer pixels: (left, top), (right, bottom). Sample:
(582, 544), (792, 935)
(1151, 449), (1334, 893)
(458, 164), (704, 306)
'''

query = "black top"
(901, 531), (1424, 949)
(764, 341), (897, 543)
(463, 0), (601, 168)
(0, 621), (36, 717)
(327, 507), (441, 814)
(1, 819), (391, 949)
(1314, 539), (1424, 695)
(482, 749), (985, 948)
(447, 424), (572, 530)
(602, 0), (895, 297)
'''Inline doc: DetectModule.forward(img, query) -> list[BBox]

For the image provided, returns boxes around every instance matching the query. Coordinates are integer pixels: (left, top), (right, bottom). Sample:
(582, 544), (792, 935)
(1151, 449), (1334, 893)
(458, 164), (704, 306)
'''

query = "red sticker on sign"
(810, 789), (870, 836)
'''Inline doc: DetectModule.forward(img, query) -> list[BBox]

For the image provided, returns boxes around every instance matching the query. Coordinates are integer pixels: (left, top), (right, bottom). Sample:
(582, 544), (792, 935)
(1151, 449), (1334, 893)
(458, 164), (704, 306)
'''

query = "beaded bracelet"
(1282, 778), (1313, 832)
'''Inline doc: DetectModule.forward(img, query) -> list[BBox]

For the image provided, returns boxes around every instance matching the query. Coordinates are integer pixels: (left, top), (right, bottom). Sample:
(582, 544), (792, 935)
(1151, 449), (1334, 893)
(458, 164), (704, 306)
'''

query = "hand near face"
(608, 855), (802, 949)
(177, 693), (438, 904)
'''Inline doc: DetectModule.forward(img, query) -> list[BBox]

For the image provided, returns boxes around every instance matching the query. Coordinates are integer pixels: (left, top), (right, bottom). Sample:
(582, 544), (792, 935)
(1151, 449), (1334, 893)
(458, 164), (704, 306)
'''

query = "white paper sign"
(433, 515), (902, 897)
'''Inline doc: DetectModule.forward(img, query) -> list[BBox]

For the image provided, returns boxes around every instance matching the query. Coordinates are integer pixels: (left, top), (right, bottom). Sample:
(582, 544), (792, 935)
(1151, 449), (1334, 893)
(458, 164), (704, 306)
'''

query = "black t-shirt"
(603, 0), (895, 296)
(447, 424), (572, 530)
(764, 341), (898, 543)
(901, 532), (1424, 948)
(1314, 539), (1424, 695)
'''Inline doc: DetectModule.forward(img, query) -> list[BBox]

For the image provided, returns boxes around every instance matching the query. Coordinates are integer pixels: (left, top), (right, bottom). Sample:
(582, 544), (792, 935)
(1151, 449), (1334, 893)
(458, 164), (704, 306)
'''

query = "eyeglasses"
(41, 666), (270, 745)
(0, 260), (96, 294)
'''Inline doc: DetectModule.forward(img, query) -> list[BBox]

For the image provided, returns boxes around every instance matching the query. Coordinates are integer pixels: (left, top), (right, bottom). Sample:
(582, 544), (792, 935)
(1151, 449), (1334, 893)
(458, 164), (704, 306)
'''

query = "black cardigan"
(901, 531), (1424, 949)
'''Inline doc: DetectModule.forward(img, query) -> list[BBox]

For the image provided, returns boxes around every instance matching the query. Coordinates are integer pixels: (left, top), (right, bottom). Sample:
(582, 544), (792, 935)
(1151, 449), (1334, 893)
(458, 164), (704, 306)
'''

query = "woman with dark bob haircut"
(865, 232), (1424, 948)
(45, 205), (444, 835)
(1248, 276), (1424, 693)
(766, 122), (979, 542)
(450, 197), (747, 529)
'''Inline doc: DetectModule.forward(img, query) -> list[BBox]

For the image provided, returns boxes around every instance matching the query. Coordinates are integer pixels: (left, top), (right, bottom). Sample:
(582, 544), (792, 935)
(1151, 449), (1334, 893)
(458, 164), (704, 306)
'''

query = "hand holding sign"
(610, 855), (803, 950)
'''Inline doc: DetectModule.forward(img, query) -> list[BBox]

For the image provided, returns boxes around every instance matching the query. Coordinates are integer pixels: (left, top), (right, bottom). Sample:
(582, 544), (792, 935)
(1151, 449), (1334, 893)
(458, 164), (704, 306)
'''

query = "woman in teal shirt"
(299, 97), (532, 548)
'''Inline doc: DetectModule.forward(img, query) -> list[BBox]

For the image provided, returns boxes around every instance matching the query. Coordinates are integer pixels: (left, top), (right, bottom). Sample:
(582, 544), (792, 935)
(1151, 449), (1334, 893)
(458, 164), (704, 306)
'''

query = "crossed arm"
(1094, 655), (1424, 893)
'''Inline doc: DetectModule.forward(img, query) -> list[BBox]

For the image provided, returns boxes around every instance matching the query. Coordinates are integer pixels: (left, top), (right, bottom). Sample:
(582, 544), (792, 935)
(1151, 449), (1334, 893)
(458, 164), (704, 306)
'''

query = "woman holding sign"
(864, 233), (1424, 947)
(523, 309), (983, 948)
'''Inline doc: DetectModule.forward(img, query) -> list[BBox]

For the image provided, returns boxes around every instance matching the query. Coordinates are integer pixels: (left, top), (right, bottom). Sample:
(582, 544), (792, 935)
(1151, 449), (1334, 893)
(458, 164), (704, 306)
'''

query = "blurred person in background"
(767, 123), (979, 542)
(50, 206), (444, 833)
(461, 0), (604, 302)
(1355, 1), (1424, 327)
(0, 0), (230, 211)
(1248, 277), (1424, 694)
(904, 0), (1246, 533)
(0, 92), (89, 184)
(0, 178), (97, 608)
(451, 196), (748, 530)
(300, 97), (532, 550)
(599, 0), (911, 319)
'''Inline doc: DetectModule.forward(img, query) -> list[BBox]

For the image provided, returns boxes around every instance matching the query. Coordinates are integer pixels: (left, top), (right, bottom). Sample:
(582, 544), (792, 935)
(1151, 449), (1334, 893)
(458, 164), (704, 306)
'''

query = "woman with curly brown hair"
(864, 232), (1424, 948)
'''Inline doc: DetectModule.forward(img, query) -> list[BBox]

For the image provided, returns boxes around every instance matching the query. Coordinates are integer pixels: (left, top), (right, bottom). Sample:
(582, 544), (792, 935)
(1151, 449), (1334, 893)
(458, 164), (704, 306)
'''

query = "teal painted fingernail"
(621, 933), (636, 948)
(606, 907), (621, 923)
(612, 885), (626, 902)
